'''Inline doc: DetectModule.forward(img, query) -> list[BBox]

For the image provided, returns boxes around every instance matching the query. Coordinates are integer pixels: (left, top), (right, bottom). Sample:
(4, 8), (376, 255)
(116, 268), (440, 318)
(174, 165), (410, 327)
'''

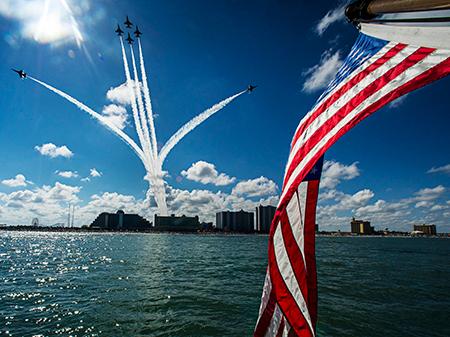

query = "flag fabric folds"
(255, 24), (450, 337)
(255, 158), (323, 337)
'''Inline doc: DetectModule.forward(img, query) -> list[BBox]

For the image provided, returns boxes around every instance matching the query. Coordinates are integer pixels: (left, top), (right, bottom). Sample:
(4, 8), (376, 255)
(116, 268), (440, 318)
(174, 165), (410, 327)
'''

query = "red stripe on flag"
(290, 43), (407, 149)
(279, 208), (309, 305)
(254, 290), (277, 337)
(304, 180), (320, 329)
(283, 47), (434, 191)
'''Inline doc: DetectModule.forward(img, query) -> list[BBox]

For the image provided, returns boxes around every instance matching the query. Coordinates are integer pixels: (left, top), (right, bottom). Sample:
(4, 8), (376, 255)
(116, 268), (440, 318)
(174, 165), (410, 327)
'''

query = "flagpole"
(367, 0), (450, 14)
(346, 0), (450, 22)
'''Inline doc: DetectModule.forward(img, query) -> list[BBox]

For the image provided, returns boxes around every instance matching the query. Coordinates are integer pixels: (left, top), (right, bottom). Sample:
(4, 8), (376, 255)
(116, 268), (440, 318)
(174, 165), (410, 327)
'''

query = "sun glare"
(33, 0), (84, 46)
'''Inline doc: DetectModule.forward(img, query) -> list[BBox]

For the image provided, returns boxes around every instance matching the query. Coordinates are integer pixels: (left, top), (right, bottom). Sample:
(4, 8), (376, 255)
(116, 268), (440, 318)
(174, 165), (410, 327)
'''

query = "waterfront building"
(350, 217), (374, 235)
(90, 210), (152, 230)
(216, 210), (254, 233)
(255, 205), (276, 233)
(154, 214), (200, 232)
(413, 224), (437, 235)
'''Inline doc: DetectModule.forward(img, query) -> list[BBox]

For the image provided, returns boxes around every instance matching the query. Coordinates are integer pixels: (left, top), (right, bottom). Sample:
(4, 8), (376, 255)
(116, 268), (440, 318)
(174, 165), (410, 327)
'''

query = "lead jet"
(124, 15), (133, 28)
(126, 32), (134, 44)
(247, 85), (257, 92)
(12, 69), (26, 79)
(134, 26), (142, 38)
(115, 24), (124, 36)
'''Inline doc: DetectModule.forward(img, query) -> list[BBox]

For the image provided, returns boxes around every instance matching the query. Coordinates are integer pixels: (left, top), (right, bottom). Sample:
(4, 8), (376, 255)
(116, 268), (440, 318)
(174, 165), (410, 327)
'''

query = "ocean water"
(0, 232), (448, 337)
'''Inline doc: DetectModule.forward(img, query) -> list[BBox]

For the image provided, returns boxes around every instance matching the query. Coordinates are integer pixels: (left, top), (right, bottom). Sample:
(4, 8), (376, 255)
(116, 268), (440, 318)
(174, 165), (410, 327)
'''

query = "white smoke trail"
(119, 37), (150, 163)
(130, 44), (168, 214)
(159, 91), (246, 164)
(28, 76), (147, 166)
(130, 45), (153, 159)
(137, 38), (158, 159)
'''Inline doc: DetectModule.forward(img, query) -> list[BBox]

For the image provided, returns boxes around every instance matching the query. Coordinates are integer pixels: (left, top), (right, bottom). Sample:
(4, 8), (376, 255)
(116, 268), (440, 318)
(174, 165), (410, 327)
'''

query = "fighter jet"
(134, 26), (142, 38)
(12, 69), (26, 79)
(124, 16), (133, 28)
(247, 85), (257, 92)
(126, 32), (134, 45)
(115, 24), (124, 36)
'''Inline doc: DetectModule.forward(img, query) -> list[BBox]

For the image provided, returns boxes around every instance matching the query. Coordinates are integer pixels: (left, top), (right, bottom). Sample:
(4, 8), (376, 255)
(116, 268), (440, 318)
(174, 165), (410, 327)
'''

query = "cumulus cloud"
(232, 177), (278, 198)
(0, 0), (87, 45)
(102, 104), (128, 130)
(2, 174), (30, 187)
(90, 168), (102, 178)
(302, 49), (343, 93)
(427, 164), (450, 175)
(321, 160), (360, 189)
(315, 3), (347, 36)
(35, 143), (73, 159)
(0, 181), (81, 225)
(181, 161), (236, 186)
(106, 81), (141, 106)
(413, 185), (445, 202)
(56, 170), (78, 178)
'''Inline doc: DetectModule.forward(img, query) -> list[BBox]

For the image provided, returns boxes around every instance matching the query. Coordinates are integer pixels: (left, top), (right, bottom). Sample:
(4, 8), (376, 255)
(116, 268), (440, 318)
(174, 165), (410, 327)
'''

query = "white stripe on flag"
(286, 183), (308, 268)
(265, 304), (283, 337)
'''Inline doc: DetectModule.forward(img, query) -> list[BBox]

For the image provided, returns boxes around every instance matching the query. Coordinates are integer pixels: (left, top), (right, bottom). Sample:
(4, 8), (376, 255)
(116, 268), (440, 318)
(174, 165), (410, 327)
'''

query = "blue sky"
(0, 0), (449, 231)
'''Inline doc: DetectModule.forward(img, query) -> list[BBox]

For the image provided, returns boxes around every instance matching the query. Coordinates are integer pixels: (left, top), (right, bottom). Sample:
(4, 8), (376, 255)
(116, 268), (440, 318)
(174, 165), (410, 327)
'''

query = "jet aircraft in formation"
(124, 15), (133, 28)
(115, 24), (124, 36)
(134, 26), (142, 38)
(126, 32), (134, 45)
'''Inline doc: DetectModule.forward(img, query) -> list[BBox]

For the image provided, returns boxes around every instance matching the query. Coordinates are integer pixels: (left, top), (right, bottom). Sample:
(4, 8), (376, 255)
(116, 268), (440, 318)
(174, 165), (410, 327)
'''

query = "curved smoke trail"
(159, 90), (246, 164)
(28, 76), (147, 166)
(130, 45), (152, 159)
(137, 38), (158, 159)
(119, 37), (150, 163)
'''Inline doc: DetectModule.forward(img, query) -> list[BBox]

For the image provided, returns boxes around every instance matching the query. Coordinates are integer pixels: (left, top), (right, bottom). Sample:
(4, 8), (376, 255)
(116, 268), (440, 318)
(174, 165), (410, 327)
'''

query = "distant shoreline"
(1, 226), (448, 238)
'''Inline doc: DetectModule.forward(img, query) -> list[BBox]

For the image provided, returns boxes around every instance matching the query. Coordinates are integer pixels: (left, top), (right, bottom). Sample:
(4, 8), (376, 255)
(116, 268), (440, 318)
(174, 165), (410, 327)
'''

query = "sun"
(33, 0), (84, 46)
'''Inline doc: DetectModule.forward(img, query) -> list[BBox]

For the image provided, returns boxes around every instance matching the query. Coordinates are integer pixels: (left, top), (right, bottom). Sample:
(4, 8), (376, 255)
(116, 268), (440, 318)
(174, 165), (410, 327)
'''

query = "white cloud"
(321, 160), (360, 189)
(232, 177), (278, 198)
(0, 0), (87, 45)
(90, 168), (102, 178)
(81, 177), (91, 182)
(56, 170), (78, 178)
(2, 174), (30, 187)
(106, 81), (141, 106)
(413, 185), (445, 202)
(181, 161), (236, 186)
(101, 104), (128, 130)
(427, 164), (450, 175)
(302, 49), (343, 93)
(35, 143), (73, 159)
(315, 3), (347, 36)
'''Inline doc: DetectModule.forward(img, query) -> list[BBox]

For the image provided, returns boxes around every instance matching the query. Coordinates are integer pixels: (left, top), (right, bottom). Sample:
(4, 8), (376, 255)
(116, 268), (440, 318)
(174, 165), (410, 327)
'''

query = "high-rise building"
(413, 224), (437, 235)
(90, 210), (152, 230)
(154, 214), (200, 232)
(255, 205), (276, 233)
(350, 217), (374, 235)
(216, 210), (254, 233)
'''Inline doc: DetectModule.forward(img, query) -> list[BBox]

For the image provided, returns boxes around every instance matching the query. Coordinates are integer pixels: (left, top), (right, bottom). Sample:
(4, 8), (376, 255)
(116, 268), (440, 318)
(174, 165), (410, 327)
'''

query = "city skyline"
(0, 0), (449, 231)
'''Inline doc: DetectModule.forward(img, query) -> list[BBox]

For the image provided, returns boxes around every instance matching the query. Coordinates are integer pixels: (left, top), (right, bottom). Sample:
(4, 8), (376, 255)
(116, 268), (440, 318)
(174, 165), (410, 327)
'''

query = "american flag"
(255, 24), (450, 337)
(255, 157), (323, 337)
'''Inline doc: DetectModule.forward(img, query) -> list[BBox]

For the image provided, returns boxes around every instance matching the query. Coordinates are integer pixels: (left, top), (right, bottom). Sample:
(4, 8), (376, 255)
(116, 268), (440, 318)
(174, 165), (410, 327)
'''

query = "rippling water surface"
(0, 232), (448, 336)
